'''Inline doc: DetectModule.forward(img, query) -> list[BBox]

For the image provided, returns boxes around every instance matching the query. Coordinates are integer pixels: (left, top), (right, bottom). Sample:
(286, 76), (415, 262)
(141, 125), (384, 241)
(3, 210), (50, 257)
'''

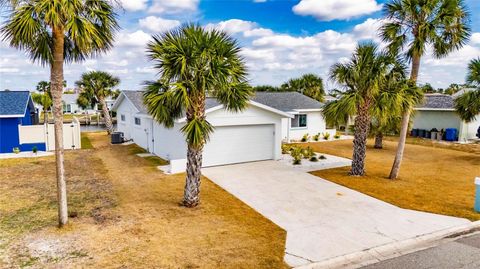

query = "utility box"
(475, 177), (480, 213)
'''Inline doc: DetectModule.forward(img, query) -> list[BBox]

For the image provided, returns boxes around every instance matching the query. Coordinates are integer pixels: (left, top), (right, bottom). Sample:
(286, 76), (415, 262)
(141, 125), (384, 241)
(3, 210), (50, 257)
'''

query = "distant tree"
(281, 73), (325, 101)
(252, 85), (280, 92)
(75, 71), (120, 134)
(455, 58), (480, 122)
(421, 83), (435, 93)
(32, 81), (52, 124)
(380, 0), (470, 179)
(445, 83), (461, 95)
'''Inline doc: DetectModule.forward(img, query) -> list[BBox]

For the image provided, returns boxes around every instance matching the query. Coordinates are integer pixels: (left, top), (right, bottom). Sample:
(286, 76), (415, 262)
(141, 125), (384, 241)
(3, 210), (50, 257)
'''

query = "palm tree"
(1, 0), (119, 227)
(380, 0), (470, 179)
(455, 58), (480, 122)
(143, 24), (251, 207)
(281, 73), (325, 101)
(75, 71), (120, 134)
(33, 81), (52, 124)
(328, 43), (393, 176)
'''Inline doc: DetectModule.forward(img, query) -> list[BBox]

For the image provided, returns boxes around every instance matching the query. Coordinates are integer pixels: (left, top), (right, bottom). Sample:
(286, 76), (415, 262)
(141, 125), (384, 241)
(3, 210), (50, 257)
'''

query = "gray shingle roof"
(123, 91), (220, 114)
(416, 94), (454, 109)
(252, 91), (323, 112)
(0, 91), (30, 116)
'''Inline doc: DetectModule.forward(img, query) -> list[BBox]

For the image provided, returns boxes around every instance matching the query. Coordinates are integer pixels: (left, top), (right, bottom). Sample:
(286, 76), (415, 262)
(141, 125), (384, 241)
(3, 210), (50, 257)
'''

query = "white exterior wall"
(281, 111), (328, 142)
(18, 120), (81, 150)
(152, 123), (187, 160)
(460, 115), (480, 141)
(115, 98), (137, 140)
(412, 110), (461, 131)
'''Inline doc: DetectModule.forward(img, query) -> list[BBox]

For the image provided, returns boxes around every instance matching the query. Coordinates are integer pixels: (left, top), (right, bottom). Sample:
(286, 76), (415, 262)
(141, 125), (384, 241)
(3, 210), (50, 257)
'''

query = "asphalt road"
(362, 233), (480, 269)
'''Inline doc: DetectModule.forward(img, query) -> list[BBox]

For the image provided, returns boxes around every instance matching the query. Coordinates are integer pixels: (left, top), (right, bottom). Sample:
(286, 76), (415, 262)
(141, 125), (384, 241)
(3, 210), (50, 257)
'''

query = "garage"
(202, 124), (275, 167)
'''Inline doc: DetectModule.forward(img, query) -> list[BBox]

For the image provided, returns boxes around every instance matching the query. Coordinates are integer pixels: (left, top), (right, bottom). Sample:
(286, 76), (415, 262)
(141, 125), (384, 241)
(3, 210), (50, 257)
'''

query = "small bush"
(323, 132), (331, 140)
(12, 147), (20, 154)
(32, 146), (38, 153)
(319, 155), (327, 160)
(313, 133), (320, 141)
(281, 144), (292, 154)
(303, 147), (315, 159)
(290, 147), (303, 165)
(301, 133), (309, 142)
(334, 133), (341, 139)
(310, 156), (318, 162)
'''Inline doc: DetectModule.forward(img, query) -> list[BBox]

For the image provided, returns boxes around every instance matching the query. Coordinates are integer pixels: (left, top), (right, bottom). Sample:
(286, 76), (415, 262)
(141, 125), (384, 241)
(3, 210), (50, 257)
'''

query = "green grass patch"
(81, 133), (94, 149)
(144, 156), (169, 166)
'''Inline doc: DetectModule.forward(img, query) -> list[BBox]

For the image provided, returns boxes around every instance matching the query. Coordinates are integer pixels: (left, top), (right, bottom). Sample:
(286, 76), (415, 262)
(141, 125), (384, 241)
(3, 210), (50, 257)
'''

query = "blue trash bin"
(475, 178), (480, 213)
(445, 128), (457, 141)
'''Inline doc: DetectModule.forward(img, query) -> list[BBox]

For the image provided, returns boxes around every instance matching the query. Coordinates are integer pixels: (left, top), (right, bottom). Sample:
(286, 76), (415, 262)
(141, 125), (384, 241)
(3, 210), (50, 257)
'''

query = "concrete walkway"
(203, 161), (471, 268)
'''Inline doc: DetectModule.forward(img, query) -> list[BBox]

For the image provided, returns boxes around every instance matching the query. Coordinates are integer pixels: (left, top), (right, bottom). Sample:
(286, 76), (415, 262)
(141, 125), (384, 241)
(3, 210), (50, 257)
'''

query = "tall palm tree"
(455, 58), (480, 122)
(281, 73), (325, 101)
(328, 43), (393, 176)
(75, 71), (120, 134)
(143, 24), (251, 207)
(380, 0), (470, 179)
(33, 80), (52, 124)
(1, 0), (119, 227)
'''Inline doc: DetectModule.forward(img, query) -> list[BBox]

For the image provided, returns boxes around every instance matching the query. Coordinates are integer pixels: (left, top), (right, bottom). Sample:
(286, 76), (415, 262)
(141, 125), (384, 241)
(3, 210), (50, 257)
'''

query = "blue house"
(0, 91), (44, 153)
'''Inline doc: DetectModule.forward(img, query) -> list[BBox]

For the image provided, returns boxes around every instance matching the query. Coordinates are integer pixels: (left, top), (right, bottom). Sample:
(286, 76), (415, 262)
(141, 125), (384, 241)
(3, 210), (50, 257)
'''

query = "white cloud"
(139, 16), (181, 33)
(352, 18), (383, 40)
(149, 0), (199, 14)
(119, 0), (148, 12)
(206, 19), (256, 34)
(244, 27), (274, 37)
(115, 30), (152, 48)
(0, 68), (20, 73)
(471, 33), (480, 45)
(292, 0), (383, 21)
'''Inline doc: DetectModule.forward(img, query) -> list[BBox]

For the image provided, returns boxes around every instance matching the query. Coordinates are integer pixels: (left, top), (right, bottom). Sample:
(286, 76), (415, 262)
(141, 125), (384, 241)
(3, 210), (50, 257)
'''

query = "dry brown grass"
(301, 139), (480, 221)
(1, 133), (286, 268)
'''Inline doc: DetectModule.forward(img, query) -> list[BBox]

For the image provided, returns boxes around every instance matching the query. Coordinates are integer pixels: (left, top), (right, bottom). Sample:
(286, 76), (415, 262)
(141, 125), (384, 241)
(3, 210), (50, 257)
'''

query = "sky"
(0, 0), (479, 92)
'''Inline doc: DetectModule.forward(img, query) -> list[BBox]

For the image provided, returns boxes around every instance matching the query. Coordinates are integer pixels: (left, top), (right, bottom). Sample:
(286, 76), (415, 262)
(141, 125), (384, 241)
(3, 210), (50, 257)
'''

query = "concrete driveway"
(203, 161), (471, 268)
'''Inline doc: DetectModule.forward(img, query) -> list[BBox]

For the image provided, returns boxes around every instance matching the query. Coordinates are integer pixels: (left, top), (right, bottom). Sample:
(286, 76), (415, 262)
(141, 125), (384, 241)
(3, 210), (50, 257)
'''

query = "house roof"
(0, 91), (32, 117)
(63, 93), (79, 104)
(252, 92), (323, 112)
(416, 94), (455, 110)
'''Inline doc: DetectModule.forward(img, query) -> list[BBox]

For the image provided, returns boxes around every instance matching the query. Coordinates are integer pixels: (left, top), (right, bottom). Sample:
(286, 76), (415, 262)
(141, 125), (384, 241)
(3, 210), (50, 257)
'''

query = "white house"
(62, 94), (116, 114)
(412, 93), (480, 141)
(112, 91), (331, 173)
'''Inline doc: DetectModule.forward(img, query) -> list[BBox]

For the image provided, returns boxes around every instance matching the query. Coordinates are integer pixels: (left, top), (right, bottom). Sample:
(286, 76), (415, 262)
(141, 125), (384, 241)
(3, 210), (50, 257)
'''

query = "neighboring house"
(412, 93), (480, 141)
(0, 91), (43, 153)
(251, 92), (335, 141)
(62, 93), (97, 114)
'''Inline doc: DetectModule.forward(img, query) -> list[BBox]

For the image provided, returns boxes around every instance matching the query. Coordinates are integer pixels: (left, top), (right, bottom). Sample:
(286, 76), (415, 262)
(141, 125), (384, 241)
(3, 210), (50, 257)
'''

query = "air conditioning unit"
(111, 132), (124, 144)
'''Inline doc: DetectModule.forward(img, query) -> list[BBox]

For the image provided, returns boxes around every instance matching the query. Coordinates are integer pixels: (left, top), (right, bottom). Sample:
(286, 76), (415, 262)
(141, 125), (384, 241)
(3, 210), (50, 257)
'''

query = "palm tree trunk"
(374, 132), (383, 149)
(350, 101), (371, 176)
(183, 94), (206, 208)
(43, 108), (48, 124)
(51, 26), (68, 227)
(389, 55), (421, 179)
(99, 97), (114, 134)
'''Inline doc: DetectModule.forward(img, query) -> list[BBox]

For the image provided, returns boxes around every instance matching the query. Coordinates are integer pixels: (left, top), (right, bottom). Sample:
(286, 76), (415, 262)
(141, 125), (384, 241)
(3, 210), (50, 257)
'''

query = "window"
(120, 114), (125, 121)
(134, 117), (141, 125)
(291, 114), (307, 128)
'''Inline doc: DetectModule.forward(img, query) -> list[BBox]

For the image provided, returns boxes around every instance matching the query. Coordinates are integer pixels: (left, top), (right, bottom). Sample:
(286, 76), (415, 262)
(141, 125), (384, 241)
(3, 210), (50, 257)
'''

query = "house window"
(134, 117), (141, 125)
(120, 114), (125, 121)
(291, 114), (307, 128)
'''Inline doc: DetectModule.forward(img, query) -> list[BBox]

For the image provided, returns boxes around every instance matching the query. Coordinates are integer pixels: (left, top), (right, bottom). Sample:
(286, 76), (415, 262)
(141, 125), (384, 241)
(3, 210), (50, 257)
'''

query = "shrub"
(282, 144), (293, 154)
(301, 133), (309, 142)
(303, 147), (315, 159)
(334, 132), (341, 139)
(319, 155), (327, 160)
(12, 147), (20, 154)
(313, 133), (320, 141)
(323, 132), (331, 140)
(32, 146), (38, 153)
(290, 147), (303, 165)
(310, 156), (318, 162)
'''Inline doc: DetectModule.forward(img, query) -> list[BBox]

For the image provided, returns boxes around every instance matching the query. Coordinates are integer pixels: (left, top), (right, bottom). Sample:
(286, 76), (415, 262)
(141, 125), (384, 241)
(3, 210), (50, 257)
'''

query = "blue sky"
(1, 0), (479, 91)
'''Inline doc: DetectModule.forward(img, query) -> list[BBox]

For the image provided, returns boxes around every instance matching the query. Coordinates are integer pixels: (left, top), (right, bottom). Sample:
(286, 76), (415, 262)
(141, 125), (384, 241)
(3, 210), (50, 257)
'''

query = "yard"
(303, 139), (480, 221)
(0, 132), (286, 268)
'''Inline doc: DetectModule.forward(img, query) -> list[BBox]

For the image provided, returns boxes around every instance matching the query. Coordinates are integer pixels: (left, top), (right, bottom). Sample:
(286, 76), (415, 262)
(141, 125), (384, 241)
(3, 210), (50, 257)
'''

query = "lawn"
(0, 132), (286, 268)
(80, 132), (94, 149)
(301, 139), (480, 221)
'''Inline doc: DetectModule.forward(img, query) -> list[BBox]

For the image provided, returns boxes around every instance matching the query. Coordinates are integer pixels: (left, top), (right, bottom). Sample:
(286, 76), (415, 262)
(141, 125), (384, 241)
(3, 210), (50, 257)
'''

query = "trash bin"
(445, 128), (457, 141)
(431, 132), (437, 140)
(475, 178), (480, 213)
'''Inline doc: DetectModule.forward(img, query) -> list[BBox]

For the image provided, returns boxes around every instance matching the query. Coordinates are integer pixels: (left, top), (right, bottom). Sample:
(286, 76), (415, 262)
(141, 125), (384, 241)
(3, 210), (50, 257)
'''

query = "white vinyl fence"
(18, 117), (81, 150)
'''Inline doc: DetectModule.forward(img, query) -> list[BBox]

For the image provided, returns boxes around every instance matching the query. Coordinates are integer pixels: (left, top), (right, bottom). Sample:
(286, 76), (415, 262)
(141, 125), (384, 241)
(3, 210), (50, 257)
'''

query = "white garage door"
(203, 124), (275, 167)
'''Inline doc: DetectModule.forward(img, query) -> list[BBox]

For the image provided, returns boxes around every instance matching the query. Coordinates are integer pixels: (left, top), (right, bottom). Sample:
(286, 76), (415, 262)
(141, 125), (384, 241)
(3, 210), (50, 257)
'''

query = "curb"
(294, 221), (480, 269)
